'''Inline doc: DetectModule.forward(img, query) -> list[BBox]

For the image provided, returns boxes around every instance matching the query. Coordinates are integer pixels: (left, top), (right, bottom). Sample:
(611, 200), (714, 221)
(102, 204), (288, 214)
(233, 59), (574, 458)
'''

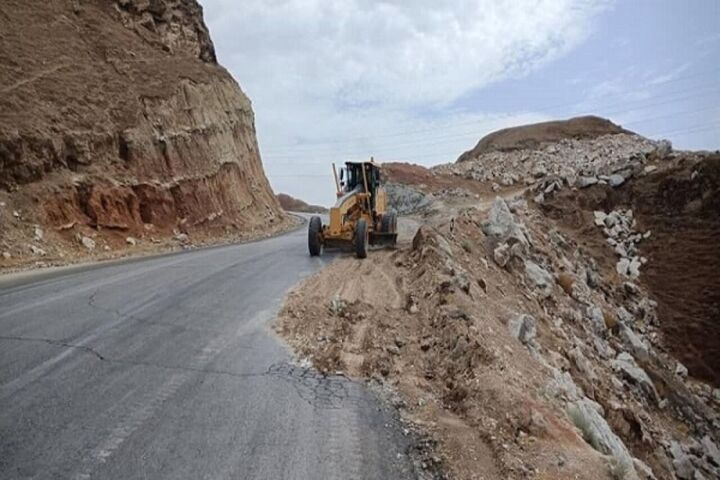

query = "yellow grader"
(308, 159), (397, 258)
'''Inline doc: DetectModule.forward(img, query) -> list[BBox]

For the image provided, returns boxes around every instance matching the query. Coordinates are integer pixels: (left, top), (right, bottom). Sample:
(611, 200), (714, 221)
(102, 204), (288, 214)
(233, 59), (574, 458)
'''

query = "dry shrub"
(557, 272), (575, 296)
(603, 309), (618, 331)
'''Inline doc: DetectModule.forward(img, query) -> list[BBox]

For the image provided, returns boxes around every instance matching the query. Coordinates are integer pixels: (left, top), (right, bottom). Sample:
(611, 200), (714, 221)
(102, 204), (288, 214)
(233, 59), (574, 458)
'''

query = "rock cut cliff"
(0, 0), (287, 267)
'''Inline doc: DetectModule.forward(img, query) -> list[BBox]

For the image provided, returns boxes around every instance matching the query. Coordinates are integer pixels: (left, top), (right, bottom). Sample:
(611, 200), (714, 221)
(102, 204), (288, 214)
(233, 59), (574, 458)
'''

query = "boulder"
(567, 398), (636, 474)
(633, 458), (657, 480)
(669, 442), (695, 480)
(493, 243), (511, 267)
(654, 139), (672, 157)
(617, 258), (631, 276)
(701, 435), (720, 467)
(619, 325), (650, 362)
(547, 367), (582, 401)
(525, 260), (554, 296)
(508, 314), (537, 345)
(80, 236), (96, 251)
(612, 352), (659, 404)
(481, 197), (530, 250)
(675, 362), (689, 379)
(576, 176), (599, 188)
(174, 232), (189, 243)
(608, 173), (626, 187)
(29, 245), (47, 256)
(587, 306), (607, 333)
(593, 211), (607, 226)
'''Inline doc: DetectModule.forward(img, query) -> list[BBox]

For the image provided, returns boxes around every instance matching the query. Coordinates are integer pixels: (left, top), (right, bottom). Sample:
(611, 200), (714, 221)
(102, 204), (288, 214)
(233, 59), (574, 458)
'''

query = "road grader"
(308, 159), (397, 258)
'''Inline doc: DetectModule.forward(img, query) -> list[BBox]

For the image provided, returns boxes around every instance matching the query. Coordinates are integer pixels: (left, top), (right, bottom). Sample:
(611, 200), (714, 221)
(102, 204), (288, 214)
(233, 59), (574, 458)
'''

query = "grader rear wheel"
(308, 216), (323, 256)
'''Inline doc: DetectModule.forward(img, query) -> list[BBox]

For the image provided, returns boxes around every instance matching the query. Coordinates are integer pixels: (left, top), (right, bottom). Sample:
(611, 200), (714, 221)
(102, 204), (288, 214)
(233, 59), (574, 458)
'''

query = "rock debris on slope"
(278, 117), (720, 480)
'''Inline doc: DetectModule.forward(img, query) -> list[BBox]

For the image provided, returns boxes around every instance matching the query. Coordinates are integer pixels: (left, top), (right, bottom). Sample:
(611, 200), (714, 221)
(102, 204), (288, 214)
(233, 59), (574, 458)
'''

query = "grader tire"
(381, 210), (398, 247)
(381, 210), (398, 233)
(308, 216), (323, 256)
(355, 219), (368, 259)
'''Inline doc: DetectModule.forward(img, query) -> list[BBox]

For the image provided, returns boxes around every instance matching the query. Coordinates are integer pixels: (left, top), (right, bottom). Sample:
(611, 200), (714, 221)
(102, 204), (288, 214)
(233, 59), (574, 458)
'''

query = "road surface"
(0, 222), (419, 479)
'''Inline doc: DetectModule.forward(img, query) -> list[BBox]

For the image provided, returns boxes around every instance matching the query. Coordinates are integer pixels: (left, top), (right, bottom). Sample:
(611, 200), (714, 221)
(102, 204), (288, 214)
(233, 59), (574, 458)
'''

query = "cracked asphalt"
(0, 223), (419, 480)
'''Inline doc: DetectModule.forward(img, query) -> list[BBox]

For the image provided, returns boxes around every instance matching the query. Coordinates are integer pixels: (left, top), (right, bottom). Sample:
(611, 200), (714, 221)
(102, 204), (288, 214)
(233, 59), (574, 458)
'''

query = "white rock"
(587, 306), (607, 333)
(569, 347), (597, 381)
(508, 314), (537, 345)
(633, 457), (657, 480)
(701, 435), (720, 467)
(593, 211), (607, 226)
(669, 442), (695, 480)
(576, 176), (598, 188)
(80, 236), (96, 251)
(2, 251), (11, 259)
(547, 368), (581, 401)
(620, 325), (650, 362)
(525, 260), (554, 295)
(567, 398), (636, 475)
(612, 352), (659, 404)
(126, 237), (137, 246)
(675, 362), (689, 378)
(34, 226), (44, 241)
(628, 258), (642, 278)
(617, 258), (630, 276)
(29, 245), (46, 256)
(13, 210), (20, 218)
(493, 243), (511, 267)
(174, 233), (189, 243)
(608, 174), (626, 187)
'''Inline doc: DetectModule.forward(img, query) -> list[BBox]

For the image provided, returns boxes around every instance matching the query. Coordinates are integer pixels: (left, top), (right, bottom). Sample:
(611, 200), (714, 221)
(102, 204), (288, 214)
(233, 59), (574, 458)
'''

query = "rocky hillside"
(457, 115), (631, 162)
(278, 120), (720, 479)
(0, 0), (289, 269)
(276, 193), (327, 214)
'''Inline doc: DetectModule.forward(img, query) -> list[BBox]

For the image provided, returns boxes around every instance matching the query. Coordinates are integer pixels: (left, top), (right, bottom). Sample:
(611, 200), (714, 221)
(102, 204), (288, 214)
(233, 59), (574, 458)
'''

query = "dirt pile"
(0, 0), (289, 270)
(276, 193), (327, 213)
(457, 116), (631, 161)
(278, 121), (720, 479)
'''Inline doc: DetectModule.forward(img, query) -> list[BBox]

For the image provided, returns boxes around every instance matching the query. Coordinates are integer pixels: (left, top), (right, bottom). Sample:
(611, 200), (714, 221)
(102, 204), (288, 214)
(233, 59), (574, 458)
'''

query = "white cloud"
(200, 0), (611, 205)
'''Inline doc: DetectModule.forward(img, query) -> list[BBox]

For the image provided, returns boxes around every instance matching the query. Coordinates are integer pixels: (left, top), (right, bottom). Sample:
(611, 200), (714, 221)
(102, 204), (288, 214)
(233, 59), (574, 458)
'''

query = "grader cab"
(308, 159), (397, 258)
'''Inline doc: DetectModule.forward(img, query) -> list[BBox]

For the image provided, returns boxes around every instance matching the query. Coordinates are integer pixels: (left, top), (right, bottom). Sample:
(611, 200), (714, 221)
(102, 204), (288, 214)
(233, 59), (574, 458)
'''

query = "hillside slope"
(457, 116), (632, 162)
(279, 121), (720, 480)
(276, 193), (327, 214)
(0, 0), (289, 268)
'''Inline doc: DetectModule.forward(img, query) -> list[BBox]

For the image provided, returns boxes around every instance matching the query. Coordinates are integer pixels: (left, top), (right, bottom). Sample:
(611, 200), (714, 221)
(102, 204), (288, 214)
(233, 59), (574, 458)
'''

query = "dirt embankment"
(278, 120), (720, 480)
(276, 193), (328, 213)
(457, 116), (632, 162)
(0, 0), (290, 270)
(542, 154), (720, 387)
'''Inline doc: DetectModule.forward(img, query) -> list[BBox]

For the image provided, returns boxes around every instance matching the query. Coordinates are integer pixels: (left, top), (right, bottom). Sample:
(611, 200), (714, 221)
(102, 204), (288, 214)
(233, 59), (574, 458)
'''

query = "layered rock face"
(0, 0), (284, 261)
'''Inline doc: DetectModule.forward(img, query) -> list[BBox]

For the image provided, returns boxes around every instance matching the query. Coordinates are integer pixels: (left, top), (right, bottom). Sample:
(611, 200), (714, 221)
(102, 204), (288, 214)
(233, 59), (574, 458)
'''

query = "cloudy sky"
(201, 0), (720, 206)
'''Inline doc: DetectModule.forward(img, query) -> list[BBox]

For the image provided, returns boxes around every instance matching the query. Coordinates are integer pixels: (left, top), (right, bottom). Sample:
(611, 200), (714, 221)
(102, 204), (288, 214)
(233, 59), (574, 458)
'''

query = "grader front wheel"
(354, 219), (368, 259)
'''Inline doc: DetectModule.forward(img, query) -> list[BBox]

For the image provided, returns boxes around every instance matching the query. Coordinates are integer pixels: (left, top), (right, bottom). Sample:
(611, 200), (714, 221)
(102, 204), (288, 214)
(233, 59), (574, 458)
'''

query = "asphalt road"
(0, 222), (419, 479)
